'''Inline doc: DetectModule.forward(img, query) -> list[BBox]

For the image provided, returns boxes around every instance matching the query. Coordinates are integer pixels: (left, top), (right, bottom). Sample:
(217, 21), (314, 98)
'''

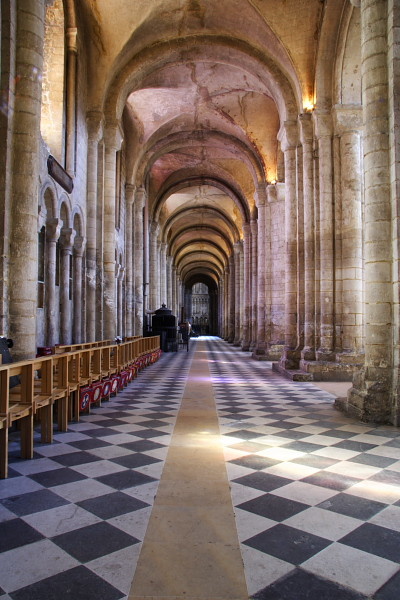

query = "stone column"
(117, 266), (124, 337)
(103, 122), (122, 339)
(239, 242), (245, 344)
(60, 228), (75, 344)
(249, 219), (258, 351)
(73, 236), (85, 343)
(299, 114), (316, 362)
(133, 187), (146, 335)
(172, 265), (177, 317)
(241, 223), (251, 350)
(65, 27), (77, 175)
(45, 219), (62, 346)
(223, 267), (229, 339)
(86, 111), (103, 341)
(347, 0), (392, 422)
(279, 121), (299, 369)
(233, 242), (241, 345)
(149, 222), (159, 311)
(9, 0), (45, 359)
(314, 111), (335, 360)
(160, 242), (167, 305)
(167, 256), (173, 308)
(124, 184), (135, 336)
(253, 184), (267, 358)
(227, 254), (235, 342)
(333, 107), (364, 356)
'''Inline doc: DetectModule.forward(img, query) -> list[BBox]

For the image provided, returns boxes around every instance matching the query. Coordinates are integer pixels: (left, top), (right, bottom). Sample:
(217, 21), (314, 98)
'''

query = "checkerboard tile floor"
(206, 339), (400, 600)
(1, 337), (400, 600)
(0, 349), (191, 600)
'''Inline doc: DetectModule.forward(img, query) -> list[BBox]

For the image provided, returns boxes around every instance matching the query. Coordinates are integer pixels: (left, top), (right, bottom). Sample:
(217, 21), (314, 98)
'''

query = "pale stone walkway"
(129, 340), (248, 600)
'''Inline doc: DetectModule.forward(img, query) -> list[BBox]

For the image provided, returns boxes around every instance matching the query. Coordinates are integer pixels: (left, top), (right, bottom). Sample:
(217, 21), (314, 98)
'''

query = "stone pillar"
(239, 242), (245, 344)
(86, 112), (103, 341)
(65, 27), (77, 174)
(60, 228), (75, 344)
(227, 254), (235, 342)
(333, 107), (364, 356)
(45, 219), (62, 346)
(149, 222), (159, 310)
(347, 0), (392, 422)
(160, 243), (167, 305)
(167, 256), (173, 308)
(299, 114), (316, 361)
(117, 266), (124, 337)
(253, 184), (267, 358)
(133, 187), (146, 335)
(314, 112), (335, 360)
(241, 223), (251, 350)
(124, 184), (135, 337)
(172, 265), (177, 317)
(9, 0), (45, 359)
(73, 236), (85, 343)
(233, 242), (241, 345)
(103, 122), (122, 339)
(249, 219), (258, 351)
(279, 121), (299, 369)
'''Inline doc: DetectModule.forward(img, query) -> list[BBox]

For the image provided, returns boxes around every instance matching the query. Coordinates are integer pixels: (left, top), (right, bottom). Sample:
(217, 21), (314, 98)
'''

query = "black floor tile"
(291, 455), (338, 469)
(317, 493), (387, 520)
(1, 489), (69, 516)
(281, 440), (324, 451)
(10, 566), (124, 600)
(226, 429), (265, 440)
(0, 518), (44, 552)
(301, 471), (360, 491)
(53, 521), (139, 562)
(332, 440), (377, 453)
(349, 453), (397, 468)
(29, 467), (87, 488)
(130, 429), (168, 439)
(95, 469), (156, 490)
(233, 472), (292, 493)
(339, 523), (400, 563)
(251, 568), (367, 600)
(51, 451), (101, 467)
(77, 491), (149, 519)
(369, 469), (400, 486)
(375, 570), (400, 600)
(120, 440), (165, 452)
(69, 439), (112, 451)
(110, 453), (161, 469)
(229, 455), (280, 470)
(237, 493), (307, 521)
(244, 523), (331, 564)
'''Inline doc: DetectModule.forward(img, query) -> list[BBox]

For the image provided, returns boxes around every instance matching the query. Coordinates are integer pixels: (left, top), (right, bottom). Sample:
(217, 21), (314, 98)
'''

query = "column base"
(272, 351), (364, 383)
(241, 340), (250, 352)
(265, 343), (284, 361)
(233, 337), (242, 347)
(252, 343), (268, 361)
(336, 367), (394, 424)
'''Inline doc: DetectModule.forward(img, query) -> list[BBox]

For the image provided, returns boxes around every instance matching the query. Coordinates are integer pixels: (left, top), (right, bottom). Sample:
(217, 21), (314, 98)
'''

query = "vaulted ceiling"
(78, 0), (339, 290)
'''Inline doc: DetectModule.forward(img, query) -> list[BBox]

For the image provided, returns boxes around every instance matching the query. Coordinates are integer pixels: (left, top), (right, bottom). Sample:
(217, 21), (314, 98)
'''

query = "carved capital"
(256, 182), (267, 207)
(125, 183), (136, 206)
(313, 111), (333, 139)
(135, 186), (147, 210)
(298, 112), (313, 144)
(46, 218), (62, 242)
(74, 235), (86, 257)
(279, 120), (299, 151)
(60, 228), (76, 250)
(86, 111), (104, 143)
(104, 120), (123, 150)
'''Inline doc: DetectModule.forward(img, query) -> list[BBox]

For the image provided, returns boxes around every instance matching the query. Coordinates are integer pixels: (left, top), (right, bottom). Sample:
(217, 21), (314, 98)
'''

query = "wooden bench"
(0, 335), (161, 477)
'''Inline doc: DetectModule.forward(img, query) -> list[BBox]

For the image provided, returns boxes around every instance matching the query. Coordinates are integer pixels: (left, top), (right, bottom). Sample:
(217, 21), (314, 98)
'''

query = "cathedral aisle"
(0, 339), (399, 600)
